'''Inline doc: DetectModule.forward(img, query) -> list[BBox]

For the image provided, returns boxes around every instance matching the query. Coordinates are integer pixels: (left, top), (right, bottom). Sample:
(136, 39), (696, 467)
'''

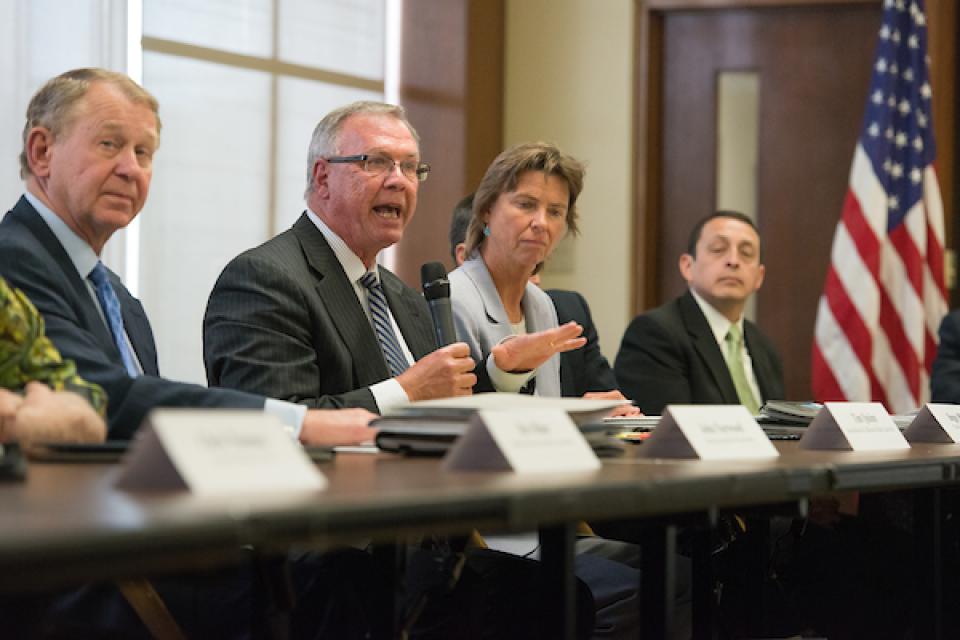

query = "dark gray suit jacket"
(614, 290), (784, 415)
(546, 289), (618, 397)
(0, 197), (265, 438)
(203, 213), (438, 412)
(931, 310), (960, 403)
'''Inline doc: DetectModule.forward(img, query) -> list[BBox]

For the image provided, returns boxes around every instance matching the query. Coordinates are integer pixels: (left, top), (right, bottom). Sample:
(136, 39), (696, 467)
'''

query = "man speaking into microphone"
(203, 101), (476, 413)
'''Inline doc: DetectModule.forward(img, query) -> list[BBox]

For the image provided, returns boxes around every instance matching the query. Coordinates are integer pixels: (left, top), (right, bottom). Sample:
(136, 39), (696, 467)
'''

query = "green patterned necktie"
(724, 324), (760, 415)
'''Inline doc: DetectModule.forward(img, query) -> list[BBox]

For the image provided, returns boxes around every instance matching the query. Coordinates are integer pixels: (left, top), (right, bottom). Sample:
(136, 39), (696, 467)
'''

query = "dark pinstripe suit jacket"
(203, 213), (438, 412)
(0, 197), (265, 438)
(614, 290), (784, 415)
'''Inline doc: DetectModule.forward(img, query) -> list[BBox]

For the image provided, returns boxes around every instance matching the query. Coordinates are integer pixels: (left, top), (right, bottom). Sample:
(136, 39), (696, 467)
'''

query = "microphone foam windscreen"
(421, 261), (447, 285)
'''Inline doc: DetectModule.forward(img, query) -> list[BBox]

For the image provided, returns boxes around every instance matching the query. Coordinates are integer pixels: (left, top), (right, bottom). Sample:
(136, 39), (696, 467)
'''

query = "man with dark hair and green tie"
(614, 210), (784, 415)
(614, 212), (918, 639)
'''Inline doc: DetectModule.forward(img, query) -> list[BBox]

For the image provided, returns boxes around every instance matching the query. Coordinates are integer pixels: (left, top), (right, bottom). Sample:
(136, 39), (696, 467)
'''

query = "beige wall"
(504, 0), (635, 362)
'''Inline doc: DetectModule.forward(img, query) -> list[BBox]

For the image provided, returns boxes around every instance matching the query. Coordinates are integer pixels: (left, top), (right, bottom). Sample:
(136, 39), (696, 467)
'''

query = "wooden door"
(643, 3), (881, 399)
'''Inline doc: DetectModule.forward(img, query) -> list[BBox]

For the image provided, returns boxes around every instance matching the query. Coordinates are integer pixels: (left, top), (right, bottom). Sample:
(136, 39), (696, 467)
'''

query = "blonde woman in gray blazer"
(448, 142), (588, 396)
(447, 143), (657, 640)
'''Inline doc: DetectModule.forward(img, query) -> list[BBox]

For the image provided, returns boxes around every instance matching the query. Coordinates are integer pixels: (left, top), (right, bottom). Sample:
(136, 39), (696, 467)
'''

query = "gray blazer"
(449, 255), (561, 397)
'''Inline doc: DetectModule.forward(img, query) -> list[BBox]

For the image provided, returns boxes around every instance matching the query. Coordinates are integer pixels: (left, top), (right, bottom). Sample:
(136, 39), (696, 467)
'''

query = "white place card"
(638, 405), (778, 460)
(904, 404), (960, 443)
(116, 410), (327, 494)
(799, 402), (909, 451)
(442, 408), (601, 473)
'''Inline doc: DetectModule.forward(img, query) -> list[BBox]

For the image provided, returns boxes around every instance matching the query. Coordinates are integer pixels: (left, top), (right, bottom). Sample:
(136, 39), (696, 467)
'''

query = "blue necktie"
(88, 261), (139, 377)
(360, 272), (409, 377)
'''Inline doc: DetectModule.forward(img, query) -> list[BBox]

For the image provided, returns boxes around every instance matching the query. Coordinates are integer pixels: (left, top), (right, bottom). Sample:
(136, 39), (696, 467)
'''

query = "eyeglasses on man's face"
(325, 154), (431, 183)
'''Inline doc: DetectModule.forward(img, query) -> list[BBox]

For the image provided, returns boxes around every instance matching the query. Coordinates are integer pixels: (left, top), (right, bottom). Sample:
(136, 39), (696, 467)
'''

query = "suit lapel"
(520, 283), (555, 334)
(462, 257), (509, 328)
(293, 215), (391, 383)
(9, 199), (118, 356)
(744, 321), (774, 401)
(678, 291), (740, 404)
(521, 284), (561, 396)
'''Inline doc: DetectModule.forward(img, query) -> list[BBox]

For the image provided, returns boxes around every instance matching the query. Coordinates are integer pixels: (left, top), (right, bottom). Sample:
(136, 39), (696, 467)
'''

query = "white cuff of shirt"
(264, 398), (308, 440)
(486, 353), (535, 392)
(370, 378), (410, 414)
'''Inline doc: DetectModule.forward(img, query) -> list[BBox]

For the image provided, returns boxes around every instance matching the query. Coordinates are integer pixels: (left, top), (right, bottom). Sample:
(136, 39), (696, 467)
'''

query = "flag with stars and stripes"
(812, 0), (946, 414)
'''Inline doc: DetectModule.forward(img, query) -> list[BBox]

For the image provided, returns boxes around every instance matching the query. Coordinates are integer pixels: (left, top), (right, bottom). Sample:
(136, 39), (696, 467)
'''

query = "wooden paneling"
(465, 1), (506, 192)
(633, 8), (664, 311)
(393, 0), (505, 285)
(928, 0), (957, 227)
(754, 7), (878, 399)
(927, 0), (959, 302)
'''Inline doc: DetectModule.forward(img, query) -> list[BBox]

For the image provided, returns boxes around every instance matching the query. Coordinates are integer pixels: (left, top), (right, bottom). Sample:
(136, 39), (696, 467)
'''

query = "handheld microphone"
(421, 262), (457, 347)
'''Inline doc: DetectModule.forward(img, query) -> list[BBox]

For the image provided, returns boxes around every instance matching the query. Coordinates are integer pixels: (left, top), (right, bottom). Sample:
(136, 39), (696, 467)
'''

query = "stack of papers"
(600, 415), (661, 431)
(384, 392), (626, 423)
(758, 400), (823, 425)
(374, 393), (627, 455)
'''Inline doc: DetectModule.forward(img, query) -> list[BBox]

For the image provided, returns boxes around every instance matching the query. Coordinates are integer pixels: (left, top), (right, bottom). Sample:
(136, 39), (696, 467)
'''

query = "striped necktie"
(360, 271), (409, 377)
(88, 261), (139, 377)
(724, 324), (759, 415)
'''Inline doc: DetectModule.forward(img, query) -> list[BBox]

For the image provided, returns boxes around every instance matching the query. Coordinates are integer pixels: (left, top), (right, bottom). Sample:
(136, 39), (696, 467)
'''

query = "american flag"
(812, 0), (946, 414)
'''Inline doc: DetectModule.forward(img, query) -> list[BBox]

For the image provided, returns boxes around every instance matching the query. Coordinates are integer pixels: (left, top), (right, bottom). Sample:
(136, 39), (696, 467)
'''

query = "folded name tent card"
(442, 408), (601, 473)
(903, 404), (960, 443)
(799, 402), (909, 451)
(638, 405), (778, 460)
(116, 409), (327, 494)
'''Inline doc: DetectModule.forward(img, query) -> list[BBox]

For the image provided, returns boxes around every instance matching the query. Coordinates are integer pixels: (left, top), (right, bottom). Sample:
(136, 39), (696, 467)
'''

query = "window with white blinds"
(139, 0), (387, 384)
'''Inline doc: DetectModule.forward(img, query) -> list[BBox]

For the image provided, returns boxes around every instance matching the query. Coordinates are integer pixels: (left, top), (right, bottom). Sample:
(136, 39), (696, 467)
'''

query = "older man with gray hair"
(204, 100), (476, 412)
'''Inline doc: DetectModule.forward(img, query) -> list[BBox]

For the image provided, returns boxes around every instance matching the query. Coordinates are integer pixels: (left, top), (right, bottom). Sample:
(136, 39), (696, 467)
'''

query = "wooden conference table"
(2, 441), (960, 638)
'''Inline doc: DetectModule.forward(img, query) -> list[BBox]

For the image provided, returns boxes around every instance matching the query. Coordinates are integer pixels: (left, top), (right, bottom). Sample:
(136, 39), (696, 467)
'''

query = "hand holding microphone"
(394, 262), (476, 400)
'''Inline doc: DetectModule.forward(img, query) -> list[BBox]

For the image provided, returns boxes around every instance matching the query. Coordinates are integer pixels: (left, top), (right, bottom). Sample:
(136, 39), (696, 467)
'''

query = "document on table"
(384, 392), (626, 425)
